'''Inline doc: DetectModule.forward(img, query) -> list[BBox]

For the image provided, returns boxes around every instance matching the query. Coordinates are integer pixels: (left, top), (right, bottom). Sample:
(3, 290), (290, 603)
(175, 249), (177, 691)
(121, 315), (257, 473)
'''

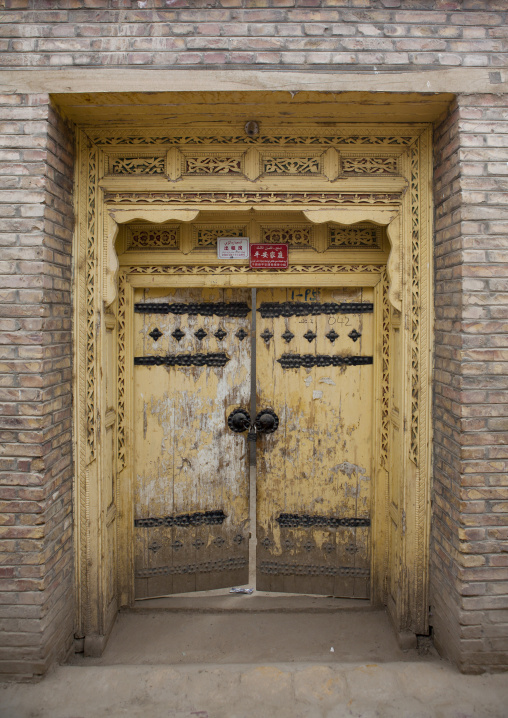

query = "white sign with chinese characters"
(217, 237), (250, 260)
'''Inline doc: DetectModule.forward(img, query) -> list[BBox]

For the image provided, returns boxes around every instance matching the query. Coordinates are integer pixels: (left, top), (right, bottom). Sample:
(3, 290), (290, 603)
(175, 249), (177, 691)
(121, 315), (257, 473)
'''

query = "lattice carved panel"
(106, 154), (166, 176)
(260, 151), (322, 176)
(381, 269), (390, 470)
(91, 127), (417, 148)
(342, 156), (399, 175)
(192, 225), (248, 249)
(105, 191), (400, 206)
(125, 224), (180, 250)
(182, 152), (244, 176)
(410, 144), (420, 466)
(117, 272), (127, 469)
(261, 225), (315, 248)
(86, 146), (97, 462)
(328, 224), (382, 249)
(125, 264), (383, 276)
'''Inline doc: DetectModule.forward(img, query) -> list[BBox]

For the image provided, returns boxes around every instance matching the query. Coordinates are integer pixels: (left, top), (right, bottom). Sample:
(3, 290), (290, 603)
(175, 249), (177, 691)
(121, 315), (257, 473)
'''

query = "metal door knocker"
(227, 408), (251, 433)
(227, 407), (279, 440)
(254, 409), (279, 434)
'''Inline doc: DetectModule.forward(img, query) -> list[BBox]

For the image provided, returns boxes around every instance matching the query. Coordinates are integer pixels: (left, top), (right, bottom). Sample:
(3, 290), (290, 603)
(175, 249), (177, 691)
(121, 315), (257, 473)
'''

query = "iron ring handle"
(227, 408), (251, 433)
(227, 407), (279, 437)
(254, 409), (279, 434)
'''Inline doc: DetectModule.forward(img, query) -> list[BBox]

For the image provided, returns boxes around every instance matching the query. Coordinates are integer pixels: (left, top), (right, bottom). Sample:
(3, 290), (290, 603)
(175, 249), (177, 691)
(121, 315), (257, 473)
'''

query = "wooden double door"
(133, 286), (374, 599)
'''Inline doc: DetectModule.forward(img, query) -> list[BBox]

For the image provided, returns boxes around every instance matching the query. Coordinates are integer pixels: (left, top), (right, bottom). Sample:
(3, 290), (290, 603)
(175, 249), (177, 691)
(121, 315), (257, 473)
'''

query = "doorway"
(133, 285), (376, 600)
(71, 105), (434, 648)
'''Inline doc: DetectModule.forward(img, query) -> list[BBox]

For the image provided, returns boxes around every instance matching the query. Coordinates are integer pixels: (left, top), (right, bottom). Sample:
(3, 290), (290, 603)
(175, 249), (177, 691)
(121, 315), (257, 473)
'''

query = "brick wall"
(0, 95), (75, 679)
(432, 94), (508, 673)
(0, 0), (508, 676)
(0, 0), (507, 71)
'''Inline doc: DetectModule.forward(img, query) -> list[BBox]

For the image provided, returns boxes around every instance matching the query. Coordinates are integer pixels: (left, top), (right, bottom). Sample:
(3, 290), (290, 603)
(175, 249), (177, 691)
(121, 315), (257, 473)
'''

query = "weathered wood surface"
(256, 287), (373, 597)
(133, 288), (251, 597)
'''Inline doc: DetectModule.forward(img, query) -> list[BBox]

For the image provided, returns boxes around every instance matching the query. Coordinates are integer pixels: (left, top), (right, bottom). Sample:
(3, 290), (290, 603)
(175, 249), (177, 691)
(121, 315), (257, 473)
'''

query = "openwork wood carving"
(105, 191), (400, 206)
(342, 157), (398, 175)
(381, 269), (390, 470)
(262, 154), (321, 175)
(410, 144), (420, 467)
(126, 224), (179, 249)
(413, 129), (432, 632)
(117, 272), (127, 470)
(108, 155), (165, 175)
(125, 264), (384, 275)
(193, 225), (247, 248)
(261, 225), (314, 247)
(328, 224), (382, 249)
(92, 127), (416, 147)
(86, 146), (97, 463)
(184, 154), (243, 175)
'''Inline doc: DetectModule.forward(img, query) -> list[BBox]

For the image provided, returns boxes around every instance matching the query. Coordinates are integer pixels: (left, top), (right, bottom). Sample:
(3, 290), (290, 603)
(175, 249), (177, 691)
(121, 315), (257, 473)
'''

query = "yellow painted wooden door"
(133, 288), (251, 598)
(255, 287), (374, 597)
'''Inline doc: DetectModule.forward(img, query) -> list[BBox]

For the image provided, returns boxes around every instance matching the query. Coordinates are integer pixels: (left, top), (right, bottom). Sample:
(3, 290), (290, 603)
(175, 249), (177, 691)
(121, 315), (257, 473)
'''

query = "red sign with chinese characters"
(250, 244), (288, 269)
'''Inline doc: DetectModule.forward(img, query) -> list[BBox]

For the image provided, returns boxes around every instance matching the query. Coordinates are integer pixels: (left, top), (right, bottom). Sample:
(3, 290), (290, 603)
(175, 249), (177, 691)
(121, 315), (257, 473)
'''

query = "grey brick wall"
(432, 94), (508, 673)
(0, 95), (74, 679)
(0, 1), (507, 71)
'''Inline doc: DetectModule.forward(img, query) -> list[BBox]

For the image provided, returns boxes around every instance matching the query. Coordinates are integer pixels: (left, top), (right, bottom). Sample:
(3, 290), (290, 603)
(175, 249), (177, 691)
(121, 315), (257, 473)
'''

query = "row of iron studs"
(148, 327), (249, 342)
(260, 328), (362, 344)
(148, 534), (245, 554)
(148, 326), (361, 344)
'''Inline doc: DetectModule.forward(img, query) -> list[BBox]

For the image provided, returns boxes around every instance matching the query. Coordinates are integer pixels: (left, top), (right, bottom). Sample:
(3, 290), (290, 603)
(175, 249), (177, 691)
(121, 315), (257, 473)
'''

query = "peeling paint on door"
(133, 287), (251, 598)
(256, 287), (374, 598)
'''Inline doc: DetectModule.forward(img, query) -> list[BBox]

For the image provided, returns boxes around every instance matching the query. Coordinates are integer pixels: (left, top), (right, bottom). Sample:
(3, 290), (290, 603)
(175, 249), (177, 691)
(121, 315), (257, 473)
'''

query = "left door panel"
(133, 288), (251, 598)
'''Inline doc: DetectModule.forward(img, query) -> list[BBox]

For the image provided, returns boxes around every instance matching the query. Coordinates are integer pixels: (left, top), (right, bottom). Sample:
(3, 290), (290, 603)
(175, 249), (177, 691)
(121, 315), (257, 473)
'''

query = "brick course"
(0, 95), (74, 679)
(0, 0), (507, 70)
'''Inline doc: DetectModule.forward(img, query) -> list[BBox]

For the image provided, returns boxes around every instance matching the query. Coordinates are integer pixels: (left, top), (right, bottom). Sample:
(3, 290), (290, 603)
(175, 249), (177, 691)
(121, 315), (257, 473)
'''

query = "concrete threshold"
(70, 605), (418, 667)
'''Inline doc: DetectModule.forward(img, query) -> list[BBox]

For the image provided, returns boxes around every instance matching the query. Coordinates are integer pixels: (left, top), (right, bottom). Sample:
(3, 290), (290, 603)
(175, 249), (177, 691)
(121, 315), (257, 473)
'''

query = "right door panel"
(256, 287), (374, 597)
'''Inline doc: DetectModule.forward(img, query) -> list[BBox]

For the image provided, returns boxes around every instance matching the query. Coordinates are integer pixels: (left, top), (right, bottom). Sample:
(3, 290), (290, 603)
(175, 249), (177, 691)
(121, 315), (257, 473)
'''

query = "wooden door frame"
(73, 118), (433, 653)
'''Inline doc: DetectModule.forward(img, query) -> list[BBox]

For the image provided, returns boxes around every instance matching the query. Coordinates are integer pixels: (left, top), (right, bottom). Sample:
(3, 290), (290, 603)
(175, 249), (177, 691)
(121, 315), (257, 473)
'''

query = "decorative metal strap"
(259, 561), (370, 577)
(277, 354), (373, 369)
(135, 510), (226, 527)
(258, 301), (373, 318)
(276, 513), (370, 528)
(134, 302), (250, 317)
(134, 353), (230, 367)
(136, 556), (247, 577)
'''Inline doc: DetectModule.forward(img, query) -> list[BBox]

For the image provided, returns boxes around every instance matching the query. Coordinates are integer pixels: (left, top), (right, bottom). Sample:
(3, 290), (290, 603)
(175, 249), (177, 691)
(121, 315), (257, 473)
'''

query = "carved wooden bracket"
(302, 209), (401, 310)
(104, 209), (199, 306)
